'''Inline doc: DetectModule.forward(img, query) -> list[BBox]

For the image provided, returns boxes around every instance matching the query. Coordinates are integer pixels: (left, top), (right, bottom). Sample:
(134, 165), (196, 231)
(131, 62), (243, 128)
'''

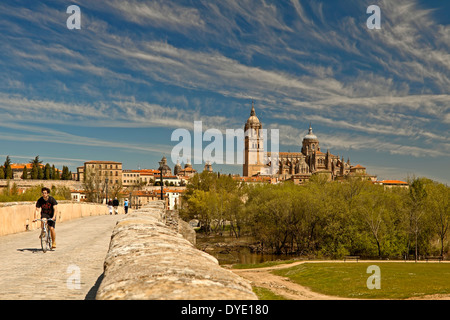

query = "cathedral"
(243, 102), (375, 183)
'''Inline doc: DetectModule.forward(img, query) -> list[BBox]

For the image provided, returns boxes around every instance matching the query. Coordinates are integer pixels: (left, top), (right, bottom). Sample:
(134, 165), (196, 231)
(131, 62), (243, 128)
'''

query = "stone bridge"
(0, 201), (256, 300)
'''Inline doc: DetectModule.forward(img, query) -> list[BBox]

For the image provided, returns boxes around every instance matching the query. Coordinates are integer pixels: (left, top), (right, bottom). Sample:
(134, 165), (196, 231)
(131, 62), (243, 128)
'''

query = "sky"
(0, 0), (449, 184)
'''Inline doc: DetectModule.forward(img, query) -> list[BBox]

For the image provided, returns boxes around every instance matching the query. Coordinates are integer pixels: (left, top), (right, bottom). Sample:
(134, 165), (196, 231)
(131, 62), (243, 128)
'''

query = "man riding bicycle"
(34, 187), (58, 249)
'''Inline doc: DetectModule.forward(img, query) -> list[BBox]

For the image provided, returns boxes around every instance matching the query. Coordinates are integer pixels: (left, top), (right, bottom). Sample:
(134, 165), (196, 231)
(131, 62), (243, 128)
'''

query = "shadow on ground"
(85, 273), (104, 300)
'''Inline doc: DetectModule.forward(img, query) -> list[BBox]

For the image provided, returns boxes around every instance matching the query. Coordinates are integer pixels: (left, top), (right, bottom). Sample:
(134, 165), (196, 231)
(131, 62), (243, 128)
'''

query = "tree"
(0, 166), (5, 179)
(82, 166), (105, 203)
(53, 166), (60, 180)
(426, 182), (450, 257)
(51, 165), (56, 180)
(61, 166), (72, 180)
(408, 177), (428, 262)
(22, 165), (28, 179)
(29, 156), (43, 179)
(44, 163), (51, 180)
(356, 186), (387, 258)
(3, 156), (13, 179)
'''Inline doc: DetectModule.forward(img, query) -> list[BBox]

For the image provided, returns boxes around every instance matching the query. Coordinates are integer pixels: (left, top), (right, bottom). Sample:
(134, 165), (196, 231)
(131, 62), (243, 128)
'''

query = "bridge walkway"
(0, 214), (122, 300)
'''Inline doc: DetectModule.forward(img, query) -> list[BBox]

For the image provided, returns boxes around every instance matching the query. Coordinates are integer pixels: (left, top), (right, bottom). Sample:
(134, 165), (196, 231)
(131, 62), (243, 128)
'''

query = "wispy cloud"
(0, 0), (448, 182)
(108, 0), (205, 30)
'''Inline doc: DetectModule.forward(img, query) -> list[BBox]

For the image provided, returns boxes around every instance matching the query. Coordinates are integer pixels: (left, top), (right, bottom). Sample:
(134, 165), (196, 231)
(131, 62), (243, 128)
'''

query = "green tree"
(22, 165), (28, 179)
(61, 166), (72, 180)
(29, 156), (43, 179)
(408, 177), (429, 262)
(51, 165), (56, 180)
(44, 163), (51, 180)
(426, 182), (450, 257)
(3, 156), (13, 179)
(54, 166), (60, 180)
(0, 166), (5, 179)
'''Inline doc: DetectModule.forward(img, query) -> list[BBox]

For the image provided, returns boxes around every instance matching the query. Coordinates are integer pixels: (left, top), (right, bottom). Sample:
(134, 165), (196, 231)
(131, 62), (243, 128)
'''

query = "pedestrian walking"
(124, 198), (129, 214)
(107, 199), (113, 215)
(113, 197), (119, 215)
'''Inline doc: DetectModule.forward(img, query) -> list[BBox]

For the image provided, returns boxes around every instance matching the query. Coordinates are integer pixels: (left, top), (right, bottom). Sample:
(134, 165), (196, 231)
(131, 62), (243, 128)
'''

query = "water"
(196, 234), (295, 265)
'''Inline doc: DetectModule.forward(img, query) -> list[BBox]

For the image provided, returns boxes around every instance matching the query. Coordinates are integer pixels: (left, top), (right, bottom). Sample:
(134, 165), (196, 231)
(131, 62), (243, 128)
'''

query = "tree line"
(0, 183), (71, 202)
(0, 156), (72, 180)
(180, 172), (449, 260)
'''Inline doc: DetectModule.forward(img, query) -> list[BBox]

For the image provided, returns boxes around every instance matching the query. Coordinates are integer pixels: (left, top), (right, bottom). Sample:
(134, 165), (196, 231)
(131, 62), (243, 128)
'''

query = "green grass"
(272, 262), (450, 299)
(252, 287), (290, 300)
(232, 259), (298, 269)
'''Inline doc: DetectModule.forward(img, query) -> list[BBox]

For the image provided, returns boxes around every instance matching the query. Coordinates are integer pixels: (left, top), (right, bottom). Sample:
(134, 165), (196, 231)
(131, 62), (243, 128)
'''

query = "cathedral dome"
(247, 114), (260, 125)
(304, 124), (317, 140)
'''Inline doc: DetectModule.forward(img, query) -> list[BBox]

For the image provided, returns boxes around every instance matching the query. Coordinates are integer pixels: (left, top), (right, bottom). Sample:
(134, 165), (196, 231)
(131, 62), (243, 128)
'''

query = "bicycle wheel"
(48, 231), (53, 251)
(41, 230), (48, 253)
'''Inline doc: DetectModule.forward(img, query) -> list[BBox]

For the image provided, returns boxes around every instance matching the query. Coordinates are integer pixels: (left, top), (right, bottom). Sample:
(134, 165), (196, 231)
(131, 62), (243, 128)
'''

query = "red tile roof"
(381, 180), (408, 185)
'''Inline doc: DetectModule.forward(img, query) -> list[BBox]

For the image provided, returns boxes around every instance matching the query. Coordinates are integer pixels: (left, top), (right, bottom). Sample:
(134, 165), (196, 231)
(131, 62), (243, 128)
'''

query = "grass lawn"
(252, 287), (290, 300)
(272, 262), (450, 299)
(232, 259), (298, 269)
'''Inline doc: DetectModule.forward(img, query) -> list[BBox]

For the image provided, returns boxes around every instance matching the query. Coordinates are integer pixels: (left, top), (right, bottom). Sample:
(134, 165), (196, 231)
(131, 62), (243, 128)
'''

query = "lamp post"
(160, 172), (163, 200)
(158, 157), (164, 201)
(105, 178), (109, 204)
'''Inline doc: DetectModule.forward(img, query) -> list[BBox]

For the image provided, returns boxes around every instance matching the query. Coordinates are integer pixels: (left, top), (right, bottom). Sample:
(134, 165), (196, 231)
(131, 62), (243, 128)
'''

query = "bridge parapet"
(0, 201), (121, 236)
(96, 201), (257, 300)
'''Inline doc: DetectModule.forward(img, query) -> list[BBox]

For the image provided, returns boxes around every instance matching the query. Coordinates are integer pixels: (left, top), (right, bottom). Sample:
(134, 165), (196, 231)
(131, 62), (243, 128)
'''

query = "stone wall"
(0, 201), (123, 236)
(96, 201), (257, 300)
(0, 179), (83, 190)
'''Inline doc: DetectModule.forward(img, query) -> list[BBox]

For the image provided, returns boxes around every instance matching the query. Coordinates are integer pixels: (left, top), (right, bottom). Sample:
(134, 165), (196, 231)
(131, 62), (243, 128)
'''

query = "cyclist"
(34, 187), (58, 249)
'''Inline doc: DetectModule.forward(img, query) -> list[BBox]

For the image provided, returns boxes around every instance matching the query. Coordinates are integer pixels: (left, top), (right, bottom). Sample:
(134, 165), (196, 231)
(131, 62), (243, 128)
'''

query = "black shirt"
(36, 196), (58, 218)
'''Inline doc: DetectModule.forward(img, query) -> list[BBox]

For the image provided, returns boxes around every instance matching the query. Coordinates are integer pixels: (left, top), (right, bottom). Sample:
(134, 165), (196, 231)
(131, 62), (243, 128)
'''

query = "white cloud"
(108, 0), (205, 30)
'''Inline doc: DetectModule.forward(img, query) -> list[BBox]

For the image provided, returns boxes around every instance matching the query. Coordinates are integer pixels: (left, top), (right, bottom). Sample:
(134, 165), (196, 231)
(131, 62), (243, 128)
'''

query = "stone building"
(78, 161), (122, 185)
(176, 160), (197, 178)
(242, 103), (375, 183)
(158, 156), (172, 176)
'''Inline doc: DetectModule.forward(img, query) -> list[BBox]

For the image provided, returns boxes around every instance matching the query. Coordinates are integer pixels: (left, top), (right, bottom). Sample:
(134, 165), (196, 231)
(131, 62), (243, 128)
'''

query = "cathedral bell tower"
(243, 101), (265, 177)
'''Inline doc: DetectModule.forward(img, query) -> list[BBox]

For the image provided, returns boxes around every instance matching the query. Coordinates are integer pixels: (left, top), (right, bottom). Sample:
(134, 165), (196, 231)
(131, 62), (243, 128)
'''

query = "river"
(195, 234), (294, 265)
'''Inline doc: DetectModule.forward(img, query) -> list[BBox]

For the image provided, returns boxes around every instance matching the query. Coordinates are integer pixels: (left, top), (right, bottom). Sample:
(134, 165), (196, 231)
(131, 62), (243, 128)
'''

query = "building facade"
(78, 161), (123, 185)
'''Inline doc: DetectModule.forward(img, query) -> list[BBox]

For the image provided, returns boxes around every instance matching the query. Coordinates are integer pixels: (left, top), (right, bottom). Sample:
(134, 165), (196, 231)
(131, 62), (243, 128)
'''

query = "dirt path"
(230, 261), (450, 300)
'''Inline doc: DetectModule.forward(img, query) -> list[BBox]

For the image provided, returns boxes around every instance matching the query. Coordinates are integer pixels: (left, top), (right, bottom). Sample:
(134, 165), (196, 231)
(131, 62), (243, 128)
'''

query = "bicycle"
(33, 218), (54, 253)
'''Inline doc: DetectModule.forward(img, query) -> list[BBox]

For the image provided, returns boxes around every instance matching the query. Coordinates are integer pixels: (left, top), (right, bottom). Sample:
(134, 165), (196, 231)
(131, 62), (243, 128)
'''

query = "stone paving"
(0, 214), (122, 300)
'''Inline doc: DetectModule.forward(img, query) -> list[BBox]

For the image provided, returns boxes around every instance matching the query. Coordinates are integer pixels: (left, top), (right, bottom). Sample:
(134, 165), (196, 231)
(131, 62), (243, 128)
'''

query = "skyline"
(0, 0), (449, 184)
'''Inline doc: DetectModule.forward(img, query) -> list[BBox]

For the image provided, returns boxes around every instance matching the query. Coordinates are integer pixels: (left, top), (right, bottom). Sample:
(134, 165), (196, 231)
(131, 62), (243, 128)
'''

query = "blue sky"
(0, 0), (449, 184)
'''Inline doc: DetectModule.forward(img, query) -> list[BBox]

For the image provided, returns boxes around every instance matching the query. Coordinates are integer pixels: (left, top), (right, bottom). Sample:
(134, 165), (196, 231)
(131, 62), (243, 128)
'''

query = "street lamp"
(105, 178), (109, 204)
(158, 157), (164, 200)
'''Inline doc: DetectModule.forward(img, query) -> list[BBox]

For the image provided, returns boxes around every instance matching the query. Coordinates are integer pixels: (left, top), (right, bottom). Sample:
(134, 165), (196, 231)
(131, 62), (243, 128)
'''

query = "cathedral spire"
(250, 99), (255, 116)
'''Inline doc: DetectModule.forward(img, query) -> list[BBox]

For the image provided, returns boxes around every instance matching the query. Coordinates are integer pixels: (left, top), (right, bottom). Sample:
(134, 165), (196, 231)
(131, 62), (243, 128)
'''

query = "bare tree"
(82, 166), (106, 203)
